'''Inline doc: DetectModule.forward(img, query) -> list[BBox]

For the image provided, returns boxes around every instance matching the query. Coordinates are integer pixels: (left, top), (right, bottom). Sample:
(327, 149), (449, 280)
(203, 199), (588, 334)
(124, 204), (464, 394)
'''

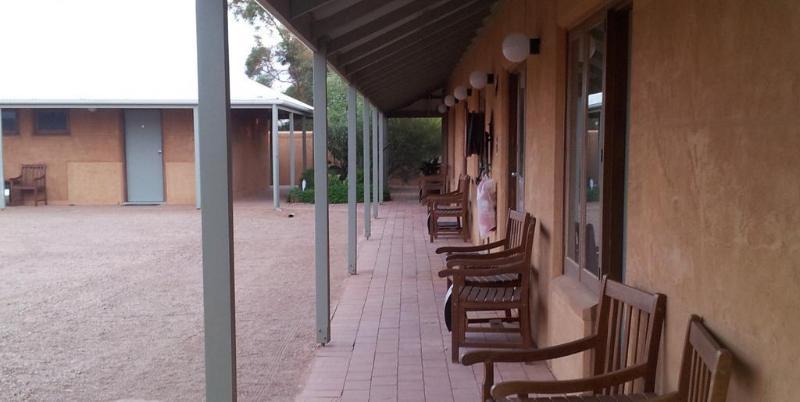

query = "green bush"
(587, 186), (600, 203)
(287, 169), (390, 204)
(299, 168), (314, 189)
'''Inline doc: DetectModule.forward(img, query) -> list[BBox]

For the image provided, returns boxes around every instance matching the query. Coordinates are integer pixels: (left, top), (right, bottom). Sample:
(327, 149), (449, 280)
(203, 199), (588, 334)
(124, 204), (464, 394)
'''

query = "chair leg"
(451, 301), (461, 363)
(482, 361), (494, 402)
(33, 188), (38, 207)
(520, 303), (533, 348)
(432, 214), (439, 242)
(429, 214), (435, 243)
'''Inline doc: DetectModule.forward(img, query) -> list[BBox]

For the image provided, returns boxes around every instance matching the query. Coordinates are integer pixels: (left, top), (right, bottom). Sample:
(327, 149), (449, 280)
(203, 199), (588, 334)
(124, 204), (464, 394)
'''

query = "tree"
(386, 117), (441, 182)
(229, 0), (442, 183)
(229, 0), (312, 104)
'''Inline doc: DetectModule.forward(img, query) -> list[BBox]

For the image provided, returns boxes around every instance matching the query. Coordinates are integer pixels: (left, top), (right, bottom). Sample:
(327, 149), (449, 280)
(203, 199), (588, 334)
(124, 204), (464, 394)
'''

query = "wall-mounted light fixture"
(502, 33), (541, 63)
(469, 70), (489, 89)
(454, 85), (468, 101)
(444, 95), (455, 107)
(437, 104), (447, 114)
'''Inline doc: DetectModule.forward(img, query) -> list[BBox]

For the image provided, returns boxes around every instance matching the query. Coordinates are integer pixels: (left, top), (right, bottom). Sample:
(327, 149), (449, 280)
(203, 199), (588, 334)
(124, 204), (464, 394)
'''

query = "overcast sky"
(0, 0), (289, 100)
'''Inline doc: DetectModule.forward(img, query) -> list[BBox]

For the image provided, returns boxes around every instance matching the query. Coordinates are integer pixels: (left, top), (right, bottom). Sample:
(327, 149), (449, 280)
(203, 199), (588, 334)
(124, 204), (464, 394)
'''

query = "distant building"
(0, 0), (312, 205)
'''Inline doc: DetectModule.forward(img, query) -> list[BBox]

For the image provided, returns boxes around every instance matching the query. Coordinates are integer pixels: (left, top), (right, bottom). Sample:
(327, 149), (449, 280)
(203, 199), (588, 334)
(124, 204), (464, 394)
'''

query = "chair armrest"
(446, 248), (519, 261)
(435, 239), (506, 254)
(446, 254), (521, 269)
(34, 175), (46, 181)
(490, 364), (650, 398)
(438, 264), (521, 279)
(419, 174), (444, 182)
(427, 193), (462, 204)
(461, 335), (598, 366)
(9, 175), (22, 184)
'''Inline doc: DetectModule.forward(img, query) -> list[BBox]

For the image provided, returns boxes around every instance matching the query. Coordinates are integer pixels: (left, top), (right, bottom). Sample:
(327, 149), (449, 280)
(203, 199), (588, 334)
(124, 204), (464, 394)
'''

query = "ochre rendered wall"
(162, 109), (196, 204)
(446, 0), (585, 378)
(2, 108), (286, 205)
(3, 109), (124, 205)
(277, 131), (314, 186)
(229, 109), (269, 199)
(624, 1), (800, 400)
(444, 0), (800, 399)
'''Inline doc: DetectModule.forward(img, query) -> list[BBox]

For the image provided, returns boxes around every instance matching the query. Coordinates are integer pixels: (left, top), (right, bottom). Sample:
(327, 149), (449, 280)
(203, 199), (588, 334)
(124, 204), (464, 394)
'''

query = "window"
(563, 8), (630, 290)
(34, 109), (70, 135)
(2, 110), (19, 135)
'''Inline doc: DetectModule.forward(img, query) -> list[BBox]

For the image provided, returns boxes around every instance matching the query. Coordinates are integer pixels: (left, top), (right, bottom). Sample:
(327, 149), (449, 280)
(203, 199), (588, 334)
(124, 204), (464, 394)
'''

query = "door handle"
(158, 150), (163, 154)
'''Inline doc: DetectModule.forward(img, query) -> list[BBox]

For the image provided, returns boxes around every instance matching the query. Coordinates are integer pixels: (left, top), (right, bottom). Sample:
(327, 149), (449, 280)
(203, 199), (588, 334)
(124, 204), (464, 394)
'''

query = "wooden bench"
(487, 315), (733, 402)
(439, 222), (537, 363)
(9, 164), (47, 206)
(436, 209), (532, 288)
(463, 278), (667, 401)
(427, 175), (470, 242)
(418, 164), (448, 202)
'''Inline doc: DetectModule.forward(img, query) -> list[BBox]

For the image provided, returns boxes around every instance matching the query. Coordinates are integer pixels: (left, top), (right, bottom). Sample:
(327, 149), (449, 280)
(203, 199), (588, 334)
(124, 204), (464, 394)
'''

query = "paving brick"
(297, 198), (555, 401)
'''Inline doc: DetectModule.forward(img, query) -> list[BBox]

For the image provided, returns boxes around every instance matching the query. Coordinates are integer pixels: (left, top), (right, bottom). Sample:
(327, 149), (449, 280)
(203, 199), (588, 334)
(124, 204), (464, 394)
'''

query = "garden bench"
(463, 278), (667, 401)
(439, 222), (537, 363)
(9, 164), (47, 206)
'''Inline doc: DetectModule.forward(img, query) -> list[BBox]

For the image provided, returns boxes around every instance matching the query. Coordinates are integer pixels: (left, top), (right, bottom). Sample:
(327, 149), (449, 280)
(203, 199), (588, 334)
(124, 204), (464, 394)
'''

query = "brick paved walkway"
(297, 195), (553, 401)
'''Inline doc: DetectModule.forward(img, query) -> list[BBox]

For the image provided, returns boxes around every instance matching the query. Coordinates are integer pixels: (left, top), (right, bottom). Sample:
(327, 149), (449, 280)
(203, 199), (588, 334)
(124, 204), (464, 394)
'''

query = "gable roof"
(0, 0), (312, 115)
(256, 0), (498, 113)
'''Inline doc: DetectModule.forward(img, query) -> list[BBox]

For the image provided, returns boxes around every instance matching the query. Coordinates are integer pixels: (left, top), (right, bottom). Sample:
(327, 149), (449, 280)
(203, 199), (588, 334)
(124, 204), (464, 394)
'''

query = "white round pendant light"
(502, 33), (530, 63)
(453, 85), (468, 101)
(469, 70), (487, 89)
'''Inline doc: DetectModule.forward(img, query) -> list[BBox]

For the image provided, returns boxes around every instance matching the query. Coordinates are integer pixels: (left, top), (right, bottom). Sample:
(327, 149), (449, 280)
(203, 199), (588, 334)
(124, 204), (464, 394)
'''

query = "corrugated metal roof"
(257, 0), (498, 113)
(0, 0), (312, 114)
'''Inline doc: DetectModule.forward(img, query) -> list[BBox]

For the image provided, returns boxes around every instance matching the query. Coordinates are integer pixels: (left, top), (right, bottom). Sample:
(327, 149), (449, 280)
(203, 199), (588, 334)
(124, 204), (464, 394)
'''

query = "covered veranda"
(296, 191), (553, 401)
(191, 0), (800, 401)
(192, 0), (491, 400)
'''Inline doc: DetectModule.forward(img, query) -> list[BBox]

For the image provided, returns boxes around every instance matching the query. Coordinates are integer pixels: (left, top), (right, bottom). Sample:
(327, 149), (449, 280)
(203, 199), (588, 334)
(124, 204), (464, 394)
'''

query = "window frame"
(562, 7), (630, 291)
(33, 109), (71, 135)
(2, 109), (20, 136)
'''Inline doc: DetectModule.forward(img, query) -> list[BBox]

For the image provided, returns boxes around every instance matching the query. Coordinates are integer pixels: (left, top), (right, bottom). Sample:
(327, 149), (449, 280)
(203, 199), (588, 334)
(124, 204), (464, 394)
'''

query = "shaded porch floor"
(298, 192), (554, 401)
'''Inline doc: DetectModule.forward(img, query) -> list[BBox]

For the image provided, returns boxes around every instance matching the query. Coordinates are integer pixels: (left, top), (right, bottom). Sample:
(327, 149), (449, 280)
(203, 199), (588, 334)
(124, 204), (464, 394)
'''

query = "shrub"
(286, 169), (389, 204)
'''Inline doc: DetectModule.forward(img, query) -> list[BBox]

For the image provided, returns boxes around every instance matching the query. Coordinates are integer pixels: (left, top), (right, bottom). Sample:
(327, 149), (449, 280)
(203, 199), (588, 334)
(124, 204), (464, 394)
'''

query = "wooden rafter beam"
(337, 6), (489, 69)
(321, 0), (449, 52)
(342, 16), (485, 76)
(290, 0), (337, 19)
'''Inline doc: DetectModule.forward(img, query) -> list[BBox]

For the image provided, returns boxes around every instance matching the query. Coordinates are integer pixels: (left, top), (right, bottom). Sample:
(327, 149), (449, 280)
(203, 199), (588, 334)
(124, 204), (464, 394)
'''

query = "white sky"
(0, 0), (290, 101)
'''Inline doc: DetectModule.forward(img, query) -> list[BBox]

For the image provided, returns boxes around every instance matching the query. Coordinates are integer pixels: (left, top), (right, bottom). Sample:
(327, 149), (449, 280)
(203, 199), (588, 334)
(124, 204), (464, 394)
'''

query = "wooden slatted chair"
(462, 278), (667, 401)
(425, 173), (466, 213)
(419, 164), (449, 202)
(439, 222), (536, 363)
(10, 164), (47, 206)
(436, 209), (532, 288)
(427, 175), (470, 242)
(661, 315), (733, 402)
(486, 315), (733, 402)
(438, 211), (534, 332)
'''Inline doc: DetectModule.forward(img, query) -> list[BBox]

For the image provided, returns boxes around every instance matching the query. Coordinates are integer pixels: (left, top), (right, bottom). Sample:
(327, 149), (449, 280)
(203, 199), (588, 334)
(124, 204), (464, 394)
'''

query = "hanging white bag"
(476, 176), (497, 239)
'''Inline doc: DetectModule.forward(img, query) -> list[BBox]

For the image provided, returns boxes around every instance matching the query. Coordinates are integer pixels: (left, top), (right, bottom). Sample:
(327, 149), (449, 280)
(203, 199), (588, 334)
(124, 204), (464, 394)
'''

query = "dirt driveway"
(0, 199), (359, 401)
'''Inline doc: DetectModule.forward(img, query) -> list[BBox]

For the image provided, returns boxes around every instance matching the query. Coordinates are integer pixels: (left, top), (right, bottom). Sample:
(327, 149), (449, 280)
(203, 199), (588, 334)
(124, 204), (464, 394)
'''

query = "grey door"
(124, 110), (164, 203)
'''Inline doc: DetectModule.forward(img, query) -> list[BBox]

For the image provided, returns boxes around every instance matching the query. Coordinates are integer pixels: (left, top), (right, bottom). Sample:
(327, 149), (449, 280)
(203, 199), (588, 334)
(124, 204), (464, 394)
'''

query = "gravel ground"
(0, 199), (359, 401)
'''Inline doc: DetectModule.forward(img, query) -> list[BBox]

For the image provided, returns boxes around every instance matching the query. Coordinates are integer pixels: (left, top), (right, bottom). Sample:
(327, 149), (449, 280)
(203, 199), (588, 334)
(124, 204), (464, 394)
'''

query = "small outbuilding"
(0, 0), (312, 206)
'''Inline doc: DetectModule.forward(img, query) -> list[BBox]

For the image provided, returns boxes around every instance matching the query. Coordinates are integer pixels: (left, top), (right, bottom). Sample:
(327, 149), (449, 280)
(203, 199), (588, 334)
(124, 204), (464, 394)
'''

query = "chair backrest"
(676, 315), (733, 402)
(20, 164), (46, 186)
(504, 209), (530, 251)
(592, 278), (667, 395)
(515, 218), (537, 288)
(456, 175), (470, 210)
(438, 164), (448, 178)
